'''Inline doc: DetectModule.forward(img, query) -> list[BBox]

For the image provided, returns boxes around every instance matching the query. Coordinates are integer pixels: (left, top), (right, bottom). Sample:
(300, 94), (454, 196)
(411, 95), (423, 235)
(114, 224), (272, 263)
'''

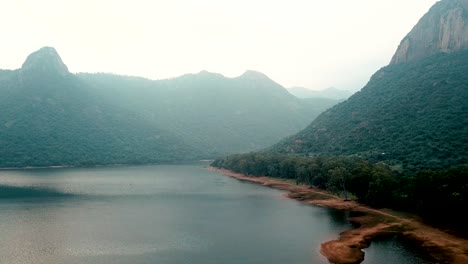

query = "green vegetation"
(78, 70), (337, 154)
(0, 48), (339, 168)
(213, 153), (400, 207)
(0, 70), (201, 167)
(212, 153), (468, 235)
(273, 51), (468, 171)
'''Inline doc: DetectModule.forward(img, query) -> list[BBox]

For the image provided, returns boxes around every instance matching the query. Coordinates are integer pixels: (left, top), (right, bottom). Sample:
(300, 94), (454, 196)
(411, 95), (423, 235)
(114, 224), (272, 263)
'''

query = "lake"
(0, 164), (431, 264)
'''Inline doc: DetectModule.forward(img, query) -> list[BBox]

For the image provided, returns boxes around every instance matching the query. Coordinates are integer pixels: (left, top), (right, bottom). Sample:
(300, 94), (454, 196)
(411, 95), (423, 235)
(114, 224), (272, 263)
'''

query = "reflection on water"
(0, 185), (76, 199)
(325, 208), (350, 226)
(363, 235), (435, 264)
(0, 165), (432, 264)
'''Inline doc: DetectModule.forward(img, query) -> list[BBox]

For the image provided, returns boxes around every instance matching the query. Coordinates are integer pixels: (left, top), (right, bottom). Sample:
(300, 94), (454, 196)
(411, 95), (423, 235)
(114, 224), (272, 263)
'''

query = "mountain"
(21, 47), (70, 77)
(391, 0), (468, 64)
(272, 0), (468, 171)
(0, 48), (339, 167)
(287, 86), (352, 100)
(0, 47), (203, 167)
(78, 70), (338, 154)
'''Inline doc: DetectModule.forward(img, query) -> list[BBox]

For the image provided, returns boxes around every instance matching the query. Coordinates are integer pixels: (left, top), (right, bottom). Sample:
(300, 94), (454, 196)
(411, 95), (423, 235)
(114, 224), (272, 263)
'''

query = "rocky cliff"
(21, 47), (70, 77)
(390, 0), (468, 64)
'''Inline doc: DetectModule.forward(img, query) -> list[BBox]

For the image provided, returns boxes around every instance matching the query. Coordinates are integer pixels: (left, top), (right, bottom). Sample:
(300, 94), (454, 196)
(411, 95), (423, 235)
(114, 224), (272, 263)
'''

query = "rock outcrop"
(21, 47), (70, 77)
(390, 0), (468, 64)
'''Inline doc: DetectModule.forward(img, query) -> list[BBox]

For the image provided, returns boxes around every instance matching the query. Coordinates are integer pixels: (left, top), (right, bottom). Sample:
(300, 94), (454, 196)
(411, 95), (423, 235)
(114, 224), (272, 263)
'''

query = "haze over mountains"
(0, 48), (201, 167)
(287, 87), (353, 100)
(78, 69), (335, 154)
(272, 0), (468, 171)
(0, 47), (338, 167)
(2, 0), (466, 171)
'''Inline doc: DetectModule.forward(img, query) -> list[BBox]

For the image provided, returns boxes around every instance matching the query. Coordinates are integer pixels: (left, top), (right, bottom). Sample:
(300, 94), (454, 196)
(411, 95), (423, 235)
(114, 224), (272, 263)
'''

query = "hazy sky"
(1, 0), (437, 91)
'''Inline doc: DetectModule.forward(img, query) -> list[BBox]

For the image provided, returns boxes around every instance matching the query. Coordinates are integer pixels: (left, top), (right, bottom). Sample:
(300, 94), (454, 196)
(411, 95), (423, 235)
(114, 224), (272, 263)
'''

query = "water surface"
(0, 164), (431, 264)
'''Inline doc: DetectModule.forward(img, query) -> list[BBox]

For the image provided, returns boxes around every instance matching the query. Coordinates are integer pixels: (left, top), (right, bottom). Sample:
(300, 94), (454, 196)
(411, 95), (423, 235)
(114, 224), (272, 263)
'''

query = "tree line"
(211, 153), (468, 236)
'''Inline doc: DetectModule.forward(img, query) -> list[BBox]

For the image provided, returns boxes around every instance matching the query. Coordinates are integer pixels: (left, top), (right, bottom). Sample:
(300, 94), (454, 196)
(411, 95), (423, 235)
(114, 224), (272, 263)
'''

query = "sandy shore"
(208, 167), (468, 264)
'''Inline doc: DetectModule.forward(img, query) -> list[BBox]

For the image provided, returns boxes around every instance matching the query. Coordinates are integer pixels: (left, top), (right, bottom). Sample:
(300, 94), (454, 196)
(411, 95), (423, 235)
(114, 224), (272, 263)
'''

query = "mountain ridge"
(0, 47), (340, 167)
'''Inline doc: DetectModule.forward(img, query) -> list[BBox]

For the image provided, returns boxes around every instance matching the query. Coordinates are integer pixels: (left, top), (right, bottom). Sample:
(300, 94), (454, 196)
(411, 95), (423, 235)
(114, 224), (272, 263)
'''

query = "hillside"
(273, 50), (468, 170)
(78, 70), (337, 154)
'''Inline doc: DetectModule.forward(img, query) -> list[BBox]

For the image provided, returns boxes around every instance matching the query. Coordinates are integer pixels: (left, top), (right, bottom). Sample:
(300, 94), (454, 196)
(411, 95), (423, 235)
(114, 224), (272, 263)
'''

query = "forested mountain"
(78, 70), (337, 154)
(0, 47), (338, 167)
(0, 47), (201, 167)
(287, 86), (352, 100)
(273, 51), (468, 170)
(271, 0), (468, 171)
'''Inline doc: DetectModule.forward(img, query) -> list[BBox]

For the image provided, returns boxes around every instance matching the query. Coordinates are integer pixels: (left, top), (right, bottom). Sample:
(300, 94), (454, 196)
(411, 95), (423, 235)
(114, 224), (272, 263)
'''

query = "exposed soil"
(208, 167), (468, 264)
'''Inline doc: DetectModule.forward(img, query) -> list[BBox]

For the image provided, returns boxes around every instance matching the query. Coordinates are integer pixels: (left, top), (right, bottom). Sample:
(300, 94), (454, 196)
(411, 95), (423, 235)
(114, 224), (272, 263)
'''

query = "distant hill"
(287, 86), (352, 100)
(0, 48), (339, 167)
(272, 0), (468, 171)
(78, 70), (339, 154)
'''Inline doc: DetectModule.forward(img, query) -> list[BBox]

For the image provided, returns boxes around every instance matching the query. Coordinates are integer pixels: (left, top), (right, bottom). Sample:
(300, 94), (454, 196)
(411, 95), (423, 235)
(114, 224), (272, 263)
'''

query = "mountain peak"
(239, 70), (271, 80)
(288, 86), (352, 100)
(390, 0), (468, 64)
(196, 70), (224, 78)
(21, 47), (69, 76)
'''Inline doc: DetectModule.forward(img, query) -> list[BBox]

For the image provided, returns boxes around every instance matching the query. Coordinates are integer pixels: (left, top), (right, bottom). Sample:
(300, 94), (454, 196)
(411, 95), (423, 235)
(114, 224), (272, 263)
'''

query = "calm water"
(0, 164), (431, 264)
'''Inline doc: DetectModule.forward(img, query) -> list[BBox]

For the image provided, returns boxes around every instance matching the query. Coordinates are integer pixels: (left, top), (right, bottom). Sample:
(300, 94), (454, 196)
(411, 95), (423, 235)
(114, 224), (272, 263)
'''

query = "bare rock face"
(21, 47), (70, 77)
(390, 0), (468, 64)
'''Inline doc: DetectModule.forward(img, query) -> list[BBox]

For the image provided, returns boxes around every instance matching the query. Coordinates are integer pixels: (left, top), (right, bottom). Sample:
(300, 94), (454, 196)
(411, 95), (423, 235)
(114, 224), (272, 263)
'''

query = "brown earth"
(208, 167), (468, 264)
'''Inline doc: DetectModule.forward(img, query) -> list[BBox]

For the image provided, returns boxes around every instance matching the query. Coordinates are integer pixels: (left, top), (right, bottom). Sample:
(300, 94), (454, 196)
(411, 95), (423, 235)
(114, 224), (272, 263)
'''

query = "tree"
(327, 166), (351, 200)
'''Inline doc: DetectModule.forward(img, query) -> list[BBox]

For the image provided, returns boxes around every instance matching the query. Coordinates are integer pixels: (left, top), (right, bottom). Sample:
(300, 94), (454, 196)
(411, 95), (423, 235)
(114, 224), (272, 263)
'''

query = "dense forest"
(212, 153), (468, 235)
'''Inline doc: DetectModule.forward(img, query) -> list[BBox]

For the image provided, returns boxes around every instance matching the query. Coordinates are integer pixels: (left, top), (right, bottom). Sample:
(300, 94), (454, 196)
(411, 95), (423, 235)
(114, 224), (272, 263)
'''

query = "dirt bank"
(208, 167), (468, 264)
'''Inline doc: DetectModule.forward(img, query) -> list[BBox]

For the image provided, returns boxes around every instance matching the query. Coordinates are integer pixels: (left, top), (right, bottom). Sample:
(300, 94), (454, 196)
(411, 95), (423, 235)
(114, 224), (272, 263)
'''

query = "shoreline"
(0, 160), (212, 171)
(208, 166), (468, 264)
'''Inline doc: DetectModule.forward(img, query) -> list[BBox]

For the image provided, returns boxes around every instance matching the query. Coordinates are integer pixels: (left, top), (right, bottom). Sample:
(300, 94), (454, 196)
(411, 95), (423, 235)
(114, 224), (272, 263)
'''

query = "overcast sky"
(1, 0), (437, 91)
